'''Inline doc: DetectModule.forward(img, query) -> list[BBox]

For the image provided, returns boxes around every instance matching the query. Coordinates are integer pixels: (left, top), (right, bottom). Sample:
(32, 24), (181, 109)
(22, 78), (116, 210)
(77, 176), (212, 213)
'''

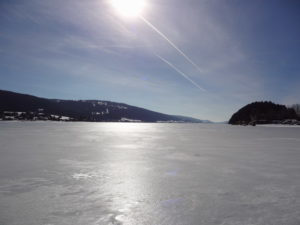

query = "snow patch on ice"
(72, 173), (96, 180)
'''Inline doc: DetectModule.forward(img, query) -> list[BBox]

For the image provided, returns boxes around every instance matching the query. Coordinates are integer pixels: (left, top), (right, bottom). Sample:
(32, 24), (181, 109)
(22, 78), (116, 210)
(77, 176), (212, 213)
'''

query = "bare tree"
(292, 104), (300, 116)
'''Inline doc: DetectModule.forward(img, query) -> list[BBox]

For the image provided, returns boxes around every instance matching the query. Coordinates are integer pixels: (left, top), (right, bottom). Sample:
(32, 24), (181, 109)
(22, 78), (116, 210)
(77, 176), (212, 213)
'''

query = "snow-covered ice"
(0, 122), (299, 225)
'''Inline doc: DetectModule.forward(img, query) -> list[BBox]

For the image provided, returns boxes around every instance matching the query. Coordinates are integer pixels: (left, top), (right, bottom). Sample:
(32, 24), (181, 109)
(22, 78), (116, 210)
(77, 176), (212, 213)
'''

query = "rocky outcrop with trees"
(229, 101), (300, 125)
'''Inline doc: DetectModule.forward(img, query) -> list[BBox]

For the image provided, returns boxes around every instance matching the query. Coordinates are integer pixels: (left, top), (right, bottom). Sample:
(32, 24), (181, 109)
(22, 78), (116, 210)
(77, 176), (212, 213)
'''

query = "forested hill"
(0, 90), (206, 123)
(229, 101), (300, 125)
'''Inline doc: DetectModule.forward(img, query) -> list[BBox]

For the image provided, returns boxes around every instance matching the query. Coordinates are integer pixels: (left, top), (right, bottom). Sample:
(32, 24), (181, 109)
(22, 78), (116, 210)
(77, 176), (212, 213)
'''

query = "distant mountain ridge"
(229, 101), (300, 125)
(0, 90), (208, 123)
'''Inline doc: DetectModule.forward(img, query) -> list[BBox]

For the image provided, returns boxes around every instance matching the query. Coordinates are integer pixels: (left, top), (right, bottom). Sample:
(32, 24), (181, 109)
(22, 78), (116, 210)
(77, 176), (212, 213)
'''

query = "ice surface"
(0, 122), (299, 225)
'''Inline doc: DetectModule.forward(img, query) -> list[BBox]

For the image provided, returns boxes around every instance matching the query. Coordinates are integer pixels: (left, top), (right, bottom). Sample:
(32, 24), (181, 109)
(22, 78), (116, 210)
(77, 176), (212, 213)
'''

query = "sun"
(110, 0), (146, 18)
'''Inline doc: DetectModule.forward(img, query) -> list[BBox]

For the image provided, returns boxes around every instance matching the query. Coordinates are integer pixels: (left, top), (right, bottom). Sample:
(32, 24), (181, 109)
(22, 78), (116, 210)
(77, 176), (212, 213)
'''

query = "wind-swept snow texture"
(0, 122), (299, 225)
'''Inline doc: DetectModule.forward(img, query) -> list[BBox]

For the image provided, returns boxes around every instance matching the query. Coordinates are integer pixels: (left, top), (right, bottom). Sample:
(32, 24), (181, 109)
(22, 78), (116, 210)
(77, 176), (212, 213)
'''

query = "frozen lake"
(0, 122), (299, 225)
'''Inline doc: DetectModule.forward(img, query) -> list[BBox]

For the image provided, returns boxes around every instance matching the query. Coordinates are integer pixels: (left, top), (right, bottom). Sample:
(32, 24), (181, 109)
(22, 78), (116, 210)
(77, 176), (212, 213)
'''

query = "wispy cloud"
(1, 0), (299, 121)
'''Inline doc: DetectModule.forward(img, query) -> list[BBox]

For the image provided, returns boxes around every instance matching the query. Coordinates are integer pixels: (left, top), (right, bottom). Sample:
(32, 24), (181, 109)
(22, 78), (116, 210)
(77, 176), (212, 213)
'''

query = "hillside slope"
(0, 90), (206, 123)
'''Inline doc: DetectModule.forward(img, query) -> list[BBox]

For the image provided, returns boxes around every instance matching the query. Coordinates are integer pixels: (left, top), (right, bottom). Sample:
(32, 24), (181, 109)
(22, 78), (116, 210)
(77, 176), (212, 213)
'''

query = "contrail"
(140, 16), (203, 74)
(155, 54), (206, 92)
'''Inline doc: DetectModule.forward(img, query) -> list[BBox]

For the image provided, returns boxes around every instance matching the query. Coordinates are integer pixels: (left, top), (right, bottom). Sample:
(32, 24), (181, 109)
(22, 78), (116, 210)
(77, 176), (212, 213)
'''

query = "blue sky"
(0, 0), (300, 121)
